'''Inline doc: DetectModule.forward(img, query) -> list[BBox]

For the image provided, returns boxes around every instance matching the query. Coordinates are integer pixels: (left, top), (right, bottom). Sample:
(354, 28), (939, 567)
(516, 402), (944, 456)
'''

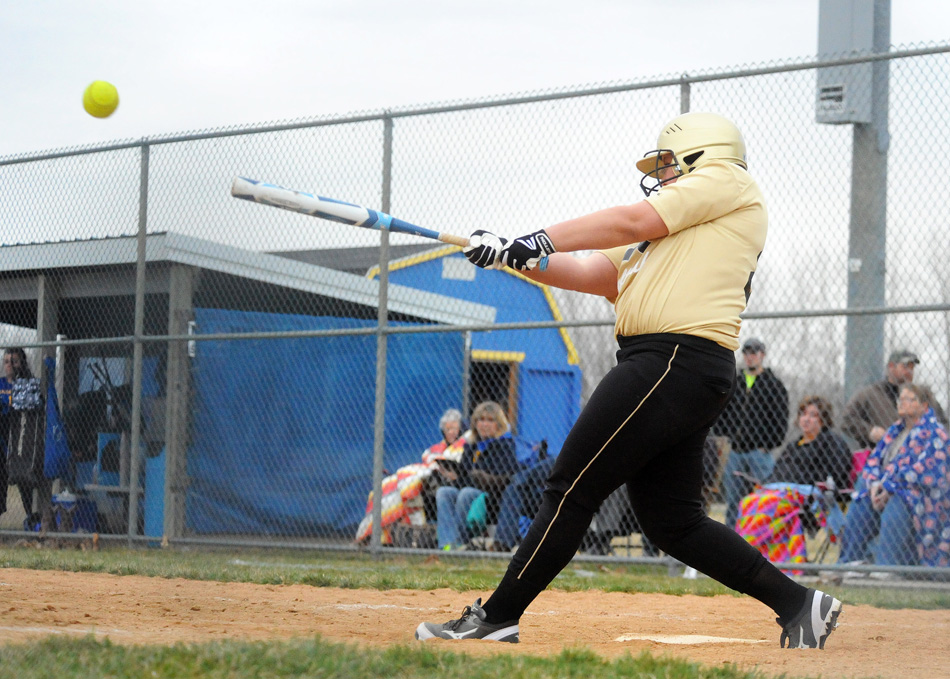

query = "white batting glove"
(464, 230), (508, 269)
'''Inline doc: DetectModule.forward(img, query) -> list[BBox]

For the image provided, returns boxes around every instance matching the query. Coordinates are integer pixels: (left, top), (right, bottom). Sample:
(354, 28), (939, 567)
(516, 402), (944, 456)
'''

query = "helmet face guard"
(637, 149), (683, 197)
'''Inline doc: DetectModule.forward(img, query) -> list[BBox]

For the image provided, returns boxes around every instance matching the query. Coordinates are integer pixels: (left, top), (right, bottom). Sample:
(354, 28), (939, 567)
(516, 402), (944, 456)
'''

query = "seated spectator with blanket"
(736, 395), (851, 568)
(355, 408), (465, 545)
(836, 383), (950, 570)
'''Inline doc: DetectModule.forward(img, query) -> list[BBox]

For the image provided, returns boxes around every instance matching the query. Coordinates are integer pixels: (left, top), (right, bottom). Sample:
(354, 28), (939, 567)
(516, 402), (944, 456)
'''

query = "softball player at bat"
(416, 112), (842, 649)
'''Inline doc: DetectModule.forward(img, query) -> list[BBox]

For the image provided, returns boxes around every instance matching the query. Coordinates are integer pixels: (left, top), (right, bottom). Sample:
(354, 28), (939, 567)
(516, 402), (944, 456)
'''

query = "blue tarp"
(381, 253), (583, 452)
(186, 308), (465, 536)
(44, 357), (73, 480)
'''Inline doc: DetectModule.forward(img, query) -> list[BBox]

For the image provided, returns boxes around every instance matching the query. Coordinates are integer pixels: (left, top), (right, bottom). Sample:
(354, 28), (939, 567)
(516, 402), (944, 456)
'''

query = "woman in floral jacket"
(838, 383), (950, 568)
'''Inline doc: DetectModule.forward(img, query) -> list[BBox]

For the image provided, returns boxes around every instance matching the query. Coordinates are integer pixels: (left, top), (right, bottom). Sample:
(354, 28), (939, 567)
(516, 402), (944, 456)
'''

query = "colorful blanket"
(736, 483), (827, 575)
(355, 438), (465, 544)
(354, 463), (431, 544)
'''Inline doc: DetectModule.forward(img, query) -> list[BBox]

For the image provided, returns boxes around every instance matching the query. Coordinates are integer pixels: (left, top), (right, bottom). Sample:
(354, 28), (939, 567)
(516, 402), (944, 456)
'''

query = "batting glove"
(500, 229), (557, 271)
(464, 230), (508, 269)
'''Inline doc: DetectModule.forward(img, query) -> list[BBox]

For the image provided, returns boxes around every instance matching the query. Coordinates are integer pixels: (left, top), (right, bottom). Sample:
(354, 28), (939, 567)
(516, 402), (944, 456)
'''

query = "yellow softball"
(82, 81), (119, 118)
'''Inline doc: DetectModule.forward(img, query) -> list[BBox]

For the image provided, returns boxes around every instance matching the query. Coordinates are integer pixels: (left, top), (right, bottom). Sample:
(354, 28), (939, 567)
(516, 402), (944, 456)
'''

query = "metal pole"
(462, 332), (472, 419)
(369, 115), (393, 555)
(844, 0), (890, 399)
(127, 142), (149, 544)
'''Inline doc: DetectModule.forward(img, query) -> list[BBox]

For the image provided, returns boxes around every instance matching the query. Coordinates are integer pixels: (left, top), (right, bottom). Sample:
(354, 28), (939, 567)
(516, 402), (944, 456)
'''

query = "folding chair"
(811, 449), (868, 563)
(810, 484), (849, 563)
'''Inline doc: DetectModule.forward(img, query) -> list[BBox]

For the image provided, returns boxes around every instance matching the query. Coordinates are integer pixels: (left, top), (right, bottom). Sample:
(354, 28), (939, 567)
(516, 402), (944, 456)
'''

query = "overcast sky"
(1, 1), (947, 158)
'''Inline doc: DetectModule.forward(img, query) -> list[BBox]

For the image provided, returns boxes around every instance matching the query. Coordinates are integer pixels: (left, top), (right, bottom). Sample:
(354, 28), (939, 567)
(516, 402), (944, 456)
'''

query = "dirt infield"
(1, 568), (948, 678)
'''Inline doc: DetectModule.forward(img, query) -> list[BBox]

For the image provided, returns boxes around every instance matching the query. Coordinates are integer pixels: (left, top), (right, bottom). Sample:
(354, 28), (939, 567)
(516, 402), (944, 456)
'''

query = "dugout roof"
(0, 231), (496, 340)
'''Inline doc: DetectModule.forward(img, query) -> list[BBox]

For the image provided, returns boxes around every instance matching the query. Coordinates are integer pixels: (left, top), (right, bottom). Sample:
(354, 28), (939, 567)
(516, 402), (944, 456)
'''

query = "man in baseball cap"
(742, 337), (767, 353)
(842, 349), (943, 449)
(887, 349), (919, 365)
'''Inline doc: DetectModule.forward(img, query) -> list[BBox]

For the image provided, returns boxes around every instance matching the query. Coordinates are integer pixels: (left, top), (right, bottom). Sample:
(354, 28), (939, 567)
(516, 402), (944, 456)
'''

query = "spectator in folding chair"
(355, 408), (465, 545)
(435, 401), (519, 551)
(735, 395), (852, 571)
(421, 409), (466, 468)
(836, 383), (950, 573)
(770, 396), (852, 492)
(420, 409), (466, 522)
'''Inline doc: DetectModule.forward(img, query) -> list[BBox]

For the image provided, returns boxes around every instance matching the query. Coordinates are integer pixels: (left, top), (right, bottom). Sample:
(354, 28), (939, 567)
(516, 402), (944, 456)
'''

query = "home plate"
(615, 633), (768, 645)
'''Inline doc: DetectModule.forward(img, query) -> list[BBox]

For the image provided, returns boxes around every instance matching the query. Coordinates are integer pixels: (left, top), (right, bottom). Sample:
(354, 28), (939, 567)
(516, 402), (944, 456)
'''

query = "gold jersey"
(601, 160), (767, 351)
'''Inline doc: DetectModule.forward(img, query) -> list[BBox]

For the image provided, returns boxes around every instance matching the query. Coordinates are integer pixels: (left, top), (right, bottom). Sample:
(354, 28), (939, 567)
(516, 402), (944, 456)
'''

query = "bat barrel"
(231, 176), (470, 248)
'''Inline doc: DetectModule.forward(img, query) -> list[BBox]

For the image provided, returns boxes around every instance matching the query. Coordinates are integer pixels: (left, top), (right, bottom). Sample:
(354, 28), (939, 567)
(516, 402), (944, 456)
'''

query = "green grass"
(0, 636), (780, 679)
(1, 543), (946, 679)
(0, 545), (732, 594)
(0, 544), (946, 608)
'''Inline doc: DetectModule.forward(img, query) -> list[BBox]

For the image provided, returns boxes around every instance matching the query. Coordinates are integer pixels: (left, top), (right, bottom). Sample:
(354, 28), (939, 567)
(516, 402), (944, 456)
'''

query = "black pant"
(483, 334), (805, 623)
(16, 476), (53, 531)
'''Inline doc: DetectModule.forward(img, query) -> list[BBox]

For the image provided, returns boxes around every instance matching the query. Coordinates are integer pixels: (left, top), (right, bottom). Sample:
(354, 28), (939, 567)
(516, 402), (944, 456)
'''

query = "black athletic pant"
(482, 333), (806, 624)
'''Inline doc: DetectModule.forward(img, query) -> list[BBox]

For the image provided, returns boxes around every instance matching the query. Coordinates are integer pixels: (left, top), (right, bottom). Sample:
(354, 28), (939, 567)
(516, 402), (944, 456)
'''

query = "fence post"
(370, 114), (394, 555)
(163, 265), (195, 541)
(462, 332), (472, 419)
(680, 73), (690, 114)
(126, 141), (149, 544)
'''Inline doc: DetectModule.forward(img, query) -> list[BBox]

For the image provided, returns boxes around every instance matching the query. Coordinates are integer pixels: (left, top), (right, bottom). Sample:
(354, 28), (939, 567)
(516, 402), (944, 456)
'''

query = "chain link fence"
(1, 44), (949, 585)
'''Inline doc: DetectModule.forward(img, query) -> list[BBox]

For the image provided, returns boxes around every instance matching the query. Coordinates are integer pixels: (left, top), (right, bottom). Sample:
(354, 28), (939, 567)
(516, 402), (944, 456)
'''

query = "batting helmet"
(636, 112), (747, 196)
